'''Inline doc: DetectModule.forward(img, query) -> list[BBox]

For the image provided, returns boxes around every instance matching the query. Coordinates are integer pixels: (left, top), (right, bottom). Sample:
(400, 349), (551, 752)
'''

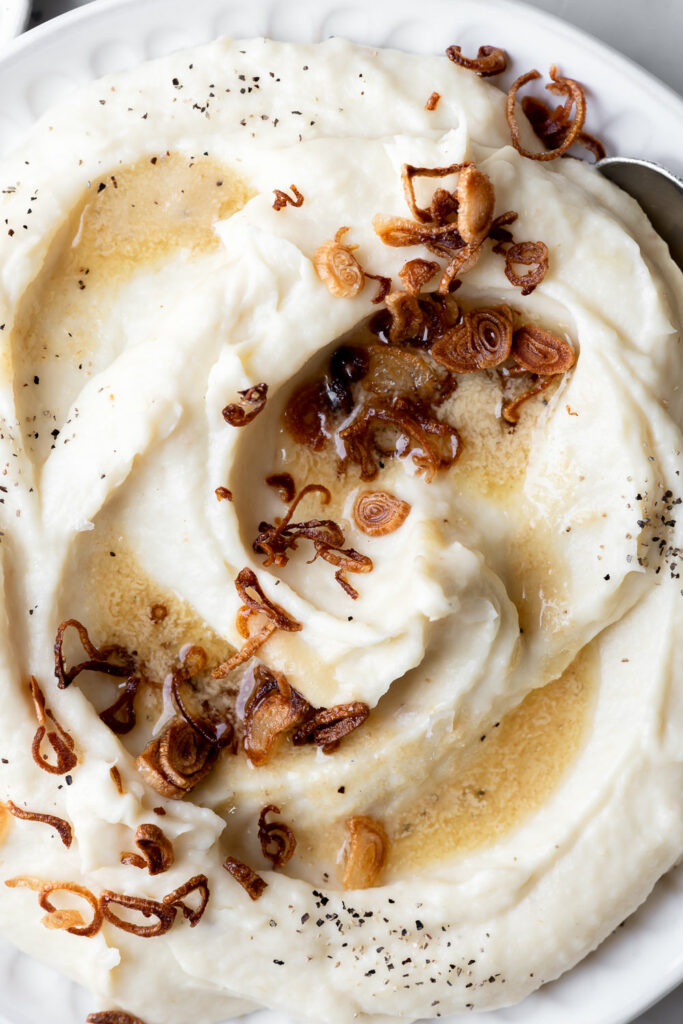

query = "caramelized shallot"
(222, 383), (268, 427)
(293, 701), (370, 754)
(163, 874), (210, 926)
(456, 165), (495, 246)
(425, 91), (441, 111)
(5, 878), (103, 937)
(223, 857), (267, 900)
(507, 66), (586, 161)
(136, 719), (219, 799)
(120, 824), (174, 875)
(446, 44), (508, 77)
(100, 890), (176, 937)
(265, 473), (296, 503)
(502, 376), (553, 424)
(399, 258), (440, 295)
(342, 816), (387, 890)
(521, 94), (605, 161)
(87, 1014), (146, 1024)
(401, 163), (464, 224)
(258, 805), (297, 868)
(29, 676), (78, 776)
(314, 227), (366, 298)
(504, 241), (549, 295)
(431, 306), (513, 372)
(243, 666), (311, 766)
(384, 291), (425, 343)
(5, 801), (72, 848)
(512, 325), (575, 374)
(353, 491), (411, 536)
(233, 567), (302, 633)
(272, 184), (304, 211)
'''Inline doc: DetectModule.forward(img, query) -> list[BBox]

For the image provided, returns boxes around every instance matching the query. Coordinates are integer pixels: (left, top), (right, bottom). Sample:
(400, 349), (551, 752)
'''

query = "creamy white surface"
(0, 35), (681, 1024)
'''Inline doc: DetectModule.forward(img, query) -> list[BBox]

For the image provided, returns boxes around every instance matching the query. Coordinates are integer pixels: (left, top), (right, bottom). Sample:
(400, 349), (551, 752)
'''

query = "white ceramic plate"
(0, 0), (29, 47)
(0, 1), (682, 1023)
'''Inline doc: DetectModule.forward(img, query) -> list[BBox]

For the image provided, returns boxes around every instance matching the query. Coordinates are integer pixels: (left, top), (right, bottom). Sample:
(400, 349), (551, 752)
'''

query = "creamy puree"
(0, 35), (681, 1024)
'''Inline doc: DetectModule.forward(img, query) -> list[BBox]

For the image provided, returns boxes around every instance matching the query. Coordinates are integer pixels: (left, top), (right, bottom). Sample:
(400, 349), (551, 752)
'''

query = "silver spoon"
(597, 156), (683, 268)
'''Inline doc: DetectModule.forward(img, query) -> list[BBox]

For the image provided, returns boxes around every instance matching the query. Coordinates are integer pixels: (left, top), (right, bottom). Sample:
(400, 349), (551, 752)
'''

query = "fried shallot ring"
(512, 325), (575, 374)
(507, 66), (586, 161)
(293, 701), (370, 754)
(210, 620), (277, 680)
(253, 483), (332, 567)
(136, 718), (219, 799)
(438, 242), (482, 294)
(163, 874), (210, 926)
(502, 376), (553, 424)
(431, 306), (513, 372)
(120, 824), (174, 875)
(5, 878), (102, 937)
(489, 209), (519, 252)
(222, 383), (268, 427)
(425, 91), (441, 111)
(384, 291), (426, 343)
(171, 647), (236, 747)
(446, 44), (508, 77)
(353, 491), (411, 537)
(401, 163), (465, 223)
(314, 227), (366, 298)
(398, 258), (440, 296)
(54, 619), (134, 690)
(342, 816), (388, 890)
(272, 184), (304, 211)
(100, 890), (176, 937)
(223, 856), (267, 900)
(521, 94), (606, 161)
(265, 473), (296, 503)
(339, 396), (461, 482)
(504, 240), (549, 295)
(373, 215), (464, 255)
(29, 676), (78, 776)
(258, 804), (297, 868)
(243, 665), (311, 766)
(5, 800), (72, 848)
(87, 1014), (146, 1024)
(233, 567), (302, 633)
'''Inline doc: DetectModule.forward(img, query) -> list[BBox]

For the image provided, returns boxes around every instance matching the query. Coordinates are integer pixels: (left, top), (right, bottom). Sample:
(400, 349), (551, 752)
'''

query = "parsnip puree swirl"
(0, 35), (681, 1024)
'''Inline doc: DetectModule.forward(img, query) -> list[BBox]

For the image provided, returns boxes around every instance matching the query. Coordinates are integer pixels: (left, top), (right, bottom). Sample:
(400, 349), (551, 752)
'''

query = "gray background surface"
(20, 0), (683, 1022)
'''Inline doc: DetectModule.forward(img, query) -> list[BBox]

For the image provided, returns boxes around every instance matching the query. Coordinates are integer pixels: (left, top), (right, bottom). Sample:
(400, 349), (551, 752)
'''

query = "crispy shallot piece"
(234, 567), (302, 633)
(265, 473), (296, 503)
(504, 240), (549, 295)
(100, 890), (176, 937)
(507, 66), (586, 161)
(253, 483), (332, 567)
(522, 94), (605, 161)
(54, 619), (135, 689)
(121, 824), (174, 875)
(223, 856), (267, 900)
(384, 291), (426, 343)
(373, 214), (464, 255)
(5, 801), (72, 848)
(163, 874), (210, 926)
(438, 242), (483, 295)
(489, 209), (519, 251)
(54, 620), (140, 735)
(222, 383), (268, 427)
(425, 91), (441, 111)
(258, 804), (297, 868)
(136, 718), (219, 799)
(402, 163), (464, 224)
(342, 816), (387, 890)
(456, 164), (495, 246)
(243, 665), (311, 766)
(364, 344), (453, 405)
(29, 676), (78, 776)
(171, 646), (236, 748)
(6, 877), (103, 937)
(512, 325), (575, 374)
(272, 184), (304, 211)
(339, 395), (461, 482)
(316, 546), (373, 601)
(283, 381), (330, 451)
(399, 258), (440, 295)
(293, 701), (370, 754)
(431, 306), (513, 372)
(87, 1014), (146, 1024)
(502, 376), (553, 424)
(215, 486), (233, 502)
(353, 491), (411, 537)
(314, 227), (366, 298)
(110, 766), (124, 794)
(446, 44), (508, 77)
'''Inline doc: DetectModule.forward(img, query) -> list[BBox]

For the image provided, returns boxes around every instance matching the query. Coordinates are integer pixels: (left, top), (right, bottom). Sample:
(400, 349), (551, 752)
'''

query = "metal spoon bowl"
(597, 156), (683, 268)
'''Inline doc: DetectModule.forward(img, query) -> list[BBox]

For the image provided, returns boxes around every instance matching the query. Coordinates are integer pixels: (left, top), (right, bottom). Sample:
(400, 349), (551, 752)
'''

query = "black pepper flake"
(337, 786), (345, 793)
(301, 912), (309, 923)
(65, 775), (73, 785)
(365, 969), (376, 976)
(416, 920), (424, 930)
(273, 959), (284, 965)
(604, 574), (610, 580)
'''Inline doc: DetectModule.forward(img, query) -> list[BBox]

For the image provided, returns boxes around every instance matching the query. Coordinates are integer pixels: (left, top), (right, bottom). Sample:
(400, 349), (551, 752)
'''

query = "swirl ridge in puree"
(0, 33), (681, 1024)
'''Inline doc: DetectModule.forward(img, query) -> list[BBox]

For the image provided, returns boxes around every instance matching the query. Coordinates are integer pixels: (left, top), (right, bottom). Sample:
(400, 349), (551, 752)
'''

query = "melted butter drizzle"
(11, 152), (250, 464)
